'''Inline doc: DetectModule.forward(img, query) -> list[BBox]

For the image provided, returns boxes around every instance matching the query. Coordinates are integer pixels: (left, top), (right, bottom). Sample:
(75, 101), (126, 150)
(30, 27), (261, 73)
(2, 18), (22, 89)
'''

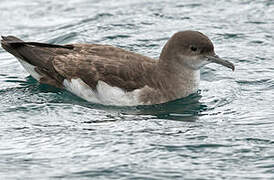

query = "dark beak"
(206, 55), (235, 71)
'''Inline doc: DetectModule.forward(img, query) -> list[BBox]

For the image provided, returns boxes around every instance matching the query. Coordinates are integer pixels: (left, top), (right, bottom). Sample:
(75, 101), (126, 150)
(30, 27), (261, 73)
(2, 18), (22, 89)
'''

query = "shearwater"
(1, 31), (234, 106)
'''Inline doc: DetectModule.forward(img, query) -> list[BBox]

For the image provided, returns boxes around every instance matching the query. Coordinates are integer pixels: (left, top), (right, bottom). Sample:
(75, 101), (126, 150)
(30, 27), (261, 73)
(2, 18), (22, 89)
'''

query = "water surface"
(0, 0), (274, 179)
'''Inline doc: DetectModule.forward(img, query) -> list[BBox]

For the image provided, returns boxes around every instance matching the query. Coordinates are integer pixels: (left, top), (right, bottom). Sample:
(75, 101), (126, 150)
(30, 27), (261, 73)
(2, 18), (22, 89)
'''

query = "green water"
(0, 0), (273, 179)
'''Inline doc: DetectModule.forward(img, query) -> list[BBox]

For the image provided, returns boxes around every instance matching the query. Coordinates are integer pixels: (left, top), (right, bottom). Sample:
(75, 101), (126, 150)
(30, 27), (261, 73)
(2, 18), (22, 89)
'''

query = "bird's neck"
(157, 59), (200, 98)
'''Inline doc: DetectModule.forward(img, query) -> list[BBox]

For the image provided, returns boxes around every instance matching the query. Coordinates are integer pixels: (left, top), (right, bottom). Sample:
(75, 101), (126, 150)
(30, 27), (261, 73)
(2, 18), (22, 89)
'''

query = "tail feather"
(7, 41), (74, 49)
(1, 36), (25, 59)
(1, 35), (69, 88)
(1, 35), (74, 67)
(1, 35), (73, 50)
(1, 35), (23, 42)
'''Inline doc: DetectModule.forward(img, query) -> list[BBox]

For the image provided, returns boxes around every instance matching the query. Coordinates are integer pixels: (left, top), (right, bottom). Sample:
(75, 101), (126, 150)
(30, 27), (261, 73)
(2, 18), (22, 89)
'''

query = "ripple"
(104, 34), (131, 40)
(1, 0), (274, 179)
(81, 13), (113, 23)
(246, 21), (267, 24)
(47, 32), (78, 44)
(176, 3), (202, 8)
(218, 33), (246, 39)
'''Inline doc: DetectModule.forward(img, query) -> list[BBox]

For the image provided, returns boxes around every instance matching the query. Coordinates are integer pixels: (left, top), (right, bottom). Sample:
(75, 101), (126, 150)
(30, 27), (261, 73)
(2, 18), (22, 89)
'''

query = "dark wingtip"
(1, 35), (74, 51)
(1, 35), (23, 42)
(1, 36), (6, 42)
(1, 36), (7, 46)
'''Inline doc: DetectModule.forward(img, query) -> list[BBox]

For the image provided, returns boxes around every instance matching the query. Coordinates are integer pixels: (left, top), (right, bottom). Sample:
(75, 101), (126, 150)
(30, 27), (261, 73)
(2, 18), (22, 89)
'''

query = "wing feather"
(53, 44), (157, 91)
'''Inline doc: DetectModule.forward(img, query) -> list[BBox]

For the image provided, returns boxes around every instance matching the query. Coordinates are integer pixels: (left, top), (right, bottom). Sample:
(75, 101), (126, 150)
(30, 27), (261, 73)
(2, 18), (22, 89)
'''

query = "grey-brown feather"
(53, 44), (158, 91)
(1, 37), (160, 92)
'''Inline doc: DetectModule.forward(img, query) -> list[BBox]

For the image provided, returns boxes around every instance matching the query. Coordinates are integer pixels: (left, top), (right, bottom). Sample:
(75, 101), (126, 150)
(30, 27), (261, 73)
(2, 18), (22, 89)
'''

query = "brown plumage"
(1, 31), (234, 105)
(1, 37), (158, 90)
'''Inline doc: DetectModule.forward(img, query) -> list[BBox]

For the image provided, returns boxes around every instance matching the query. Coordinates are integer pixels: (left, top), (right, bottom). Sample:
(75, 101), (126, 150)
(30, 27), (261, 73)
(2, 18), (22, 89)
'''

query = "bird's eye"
(190, 46), (197, 52)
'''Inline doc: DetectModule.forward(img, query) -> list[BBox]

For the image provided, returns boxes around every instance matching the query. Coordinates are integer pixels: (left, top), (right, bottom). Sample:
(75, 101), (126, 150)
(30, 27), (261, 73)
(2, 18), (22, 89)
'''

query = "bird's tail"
(1, 35), (74, 66)
(1, 36), (73, 57)
(1, 36), (25, 59)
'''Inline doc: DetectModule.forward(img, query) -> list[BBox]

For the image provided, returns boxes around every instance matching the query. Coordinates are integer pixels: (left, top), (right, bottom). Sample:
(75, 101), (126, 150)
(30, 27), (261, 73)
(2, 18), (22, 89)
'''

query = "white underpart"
(179, 55), (209, 70)
(17, 58), (41, 81)
(63, 78), (143, 106)
(191, 70), (200, 92)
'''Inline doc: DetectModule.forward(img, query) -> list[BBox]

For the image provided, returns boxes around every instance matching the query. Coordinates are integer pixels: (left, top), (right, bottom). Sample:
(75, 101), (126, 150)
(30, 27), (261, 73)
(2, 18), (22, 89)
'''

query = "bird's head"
(160, 30), (235, 71)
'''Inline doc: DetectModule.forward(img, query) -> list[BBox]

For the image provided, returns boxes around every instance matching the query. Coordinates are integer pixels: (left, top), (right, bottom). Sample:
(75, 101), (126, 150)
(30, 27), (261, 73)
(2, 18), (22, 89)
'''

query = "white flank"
(17, 58), (41, 81)
(63, 78), (143, 106)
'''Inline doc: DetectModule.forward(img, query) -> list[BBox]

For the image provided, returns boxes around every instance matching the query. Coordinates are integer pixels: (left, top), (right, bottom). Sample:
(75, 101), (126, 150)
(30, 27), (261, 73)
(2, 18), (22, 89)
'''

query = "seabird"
(1, 31), (234, 106)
